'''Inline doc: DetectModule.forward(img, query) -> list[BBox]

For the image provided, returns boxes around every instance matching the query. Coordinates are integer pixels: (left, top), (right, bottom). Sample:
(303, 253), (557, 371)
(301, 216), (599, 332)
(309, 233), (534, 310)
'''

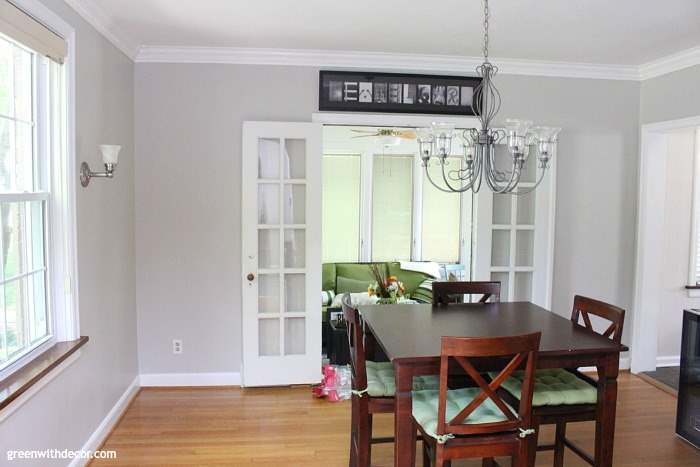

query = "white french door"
(473, 145), (556, 308)
(241, 121), (322, 386)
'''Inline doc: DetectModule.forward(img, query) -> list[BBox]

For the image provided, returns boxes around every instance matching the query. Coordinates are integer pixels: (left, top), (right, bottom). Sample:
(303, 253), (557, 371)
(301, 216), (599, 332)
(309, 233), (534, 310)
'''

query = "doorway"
(632, 116), (700, 374)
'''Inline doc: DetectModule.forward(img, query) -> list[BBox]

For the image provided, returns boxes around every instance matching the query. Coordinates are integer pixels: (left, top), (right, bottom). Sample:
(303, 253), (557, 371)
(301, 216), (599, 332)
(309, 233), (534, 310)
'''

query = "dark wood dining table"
(357, 301), (628, 467)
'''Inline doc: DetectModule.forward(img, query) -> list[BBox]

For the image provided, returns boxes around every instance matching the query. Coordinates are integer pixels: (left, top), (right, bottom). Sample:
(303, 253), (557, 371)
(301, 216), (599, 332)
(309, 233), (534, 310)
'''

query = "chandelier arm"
(440, 160), (475, 192)
(509, 165), (548, 195)
(424, 165), (469, 193)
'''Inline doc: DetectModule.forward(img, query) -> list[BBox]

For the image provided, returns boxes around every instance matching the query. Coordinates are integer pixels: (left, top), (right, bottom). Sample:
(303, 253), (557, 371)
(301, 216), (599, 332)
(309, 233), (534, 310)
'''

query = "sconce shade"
(100, 144), (121, 165)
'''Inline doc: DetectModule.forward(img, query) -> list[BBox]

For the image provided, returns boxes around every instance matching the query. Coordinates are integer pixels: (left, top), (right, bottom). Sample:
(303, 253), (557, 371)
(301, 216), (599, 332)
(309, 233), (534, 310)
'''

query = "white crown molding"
(135, 46), (640, 81)
(639, 45), (700, 80)
(63, 0), (139, 60)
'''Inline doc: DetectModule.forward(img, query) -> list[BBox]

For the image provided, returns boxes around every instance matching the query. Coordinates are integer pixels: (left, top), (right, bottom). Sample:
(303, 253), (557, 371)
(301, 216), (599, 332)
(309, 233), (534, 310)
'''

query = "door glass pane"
(258, 229), (280, 269)
(322, 154), (361, 262)
(284, 229), (305, 268)
(0, 284), (5, 362)
(515, 230), (534, 267)
(492, 194), (511, 225)
(490, 272), (509, 300)
(372, 155), (413, 261)
(514, 272), (532, 301)
(284, 184), (305, 224)
(258, 274), (280, 314)
(516, 190), (535, 225)
(491, 230), (510, 267)
(422, 158), (461, 263)
(258, 184), (279, 224)
(284, 139), (306, 179)
(285, 317), (306, 355)
(258, 318), (280, 356)
(258, 138), (280, 179)
(285, 273), (305, 313)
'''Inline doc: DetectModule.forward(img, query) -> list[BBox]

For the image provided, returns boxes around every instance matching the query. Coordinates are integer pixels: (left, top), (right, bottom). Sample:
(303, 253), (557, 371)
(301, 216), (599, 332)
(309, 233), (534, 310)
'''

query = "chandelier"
(418, 0), (560, 194)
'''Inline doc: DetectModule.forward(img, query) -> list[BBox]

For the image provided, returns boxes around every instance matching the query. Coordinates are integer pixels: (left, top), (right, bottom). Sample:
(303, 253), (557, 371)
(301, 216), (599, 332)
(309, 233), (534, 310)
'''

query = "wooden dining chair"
(341, 293), (439, 467)
(495, 295), (625, 467)
(414, 332), (541, 467)
(432, 281), (501, 305)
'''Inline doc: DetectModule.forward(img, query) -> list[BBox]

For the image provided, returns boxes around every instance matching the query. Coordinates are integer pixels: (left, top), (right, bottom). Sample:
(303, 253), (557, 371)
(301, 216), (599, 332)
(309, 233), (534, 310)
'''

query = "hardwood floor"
(92, 373), (700, 466)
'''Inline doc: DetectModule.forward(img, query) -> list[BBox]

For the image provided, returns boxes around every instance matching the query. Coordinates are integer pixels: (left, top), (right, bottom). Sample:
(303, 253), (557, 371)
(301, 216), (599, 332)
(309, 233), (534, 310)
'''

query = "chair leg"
(356, 410), (371, 467)
(553, 421), (566, 467)
(366, 413), (373, 464)
(434, 445), (446, 467)
(422, 440), (431, 467)
(349, 397), (358, 467)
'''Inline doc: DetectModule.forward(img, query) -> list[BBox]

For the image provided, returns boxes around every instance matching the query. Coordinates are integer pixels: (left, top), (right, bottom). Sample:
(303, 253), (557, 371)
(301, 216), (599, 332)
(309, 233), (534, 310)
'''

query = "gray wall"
(135, 64), (640, 374)
(641, 64), (700, 124)
(0, 0), (137, 464)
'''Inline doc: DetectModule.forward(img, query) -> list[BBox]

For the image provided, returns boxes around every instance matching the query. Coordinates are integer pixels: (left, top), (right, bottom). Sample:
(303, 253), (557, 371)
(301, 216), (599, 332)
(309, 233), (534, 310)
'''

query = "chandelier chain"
(483, 0), (490, 62)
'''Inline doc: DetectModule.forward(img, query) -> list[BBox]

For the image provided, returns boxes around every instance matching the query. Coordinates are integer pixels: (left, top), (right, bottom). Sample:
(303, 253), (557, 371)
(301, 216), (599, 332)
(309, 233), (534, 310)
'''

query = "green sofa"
(321, 262), (433, 320)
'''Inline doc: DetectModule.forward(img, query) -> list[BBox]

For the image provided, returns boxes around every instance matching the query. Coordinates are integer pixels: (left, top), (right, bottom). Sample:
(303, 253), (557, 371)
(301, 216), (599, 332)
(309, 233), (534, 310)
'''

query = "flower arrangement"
(367, 264), (406, 304)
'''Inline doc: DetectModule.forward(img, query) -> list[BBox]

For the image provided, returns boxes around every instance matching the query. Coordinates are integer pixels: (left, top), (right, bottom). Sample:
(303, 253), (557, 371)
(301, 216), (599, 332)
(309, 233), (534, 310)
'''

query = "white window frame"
(687, 127), (700, 297)
(0, 0), (78, 380)
(322, 146), (469, 266)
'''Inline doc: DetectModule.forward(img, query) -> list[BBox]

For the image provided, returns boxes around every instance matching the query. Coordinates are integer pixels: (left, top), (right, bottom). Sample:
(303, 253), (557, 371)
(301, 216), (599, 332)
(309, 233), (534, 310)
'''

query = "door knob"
(246, 273), (255, 281)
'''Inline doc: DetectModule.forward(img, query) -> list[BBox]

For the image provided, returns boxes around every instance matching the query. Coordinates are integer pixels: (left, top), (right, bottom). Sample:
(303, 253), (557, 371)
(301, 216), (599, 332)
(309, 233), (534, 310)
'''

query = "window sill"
(686, 285), (700, 298)
(0, 336), (88, 412)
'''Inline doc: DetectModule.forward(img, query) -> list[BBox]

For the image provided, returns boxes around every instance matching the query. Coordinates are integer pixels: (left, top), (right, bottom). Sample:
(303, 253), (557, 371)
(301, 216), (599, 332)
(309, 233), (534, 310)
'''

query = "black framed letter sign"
(319, 71), (482, 116)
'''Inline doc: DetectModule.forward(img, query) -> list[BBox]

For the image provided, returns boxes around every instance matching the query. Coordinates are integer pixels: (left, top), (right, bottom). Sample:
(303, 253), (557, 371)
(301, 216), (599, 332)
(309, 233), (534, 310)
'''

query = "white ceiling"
(86, 0), (700, 66)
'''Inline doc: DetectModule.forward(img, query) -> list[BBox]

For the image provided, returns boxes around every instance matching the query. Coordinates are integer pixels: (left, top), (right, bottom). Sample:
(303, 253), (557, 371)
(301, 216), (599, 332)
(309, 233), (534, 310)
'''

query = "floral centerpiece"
(367, 264), (406, 304)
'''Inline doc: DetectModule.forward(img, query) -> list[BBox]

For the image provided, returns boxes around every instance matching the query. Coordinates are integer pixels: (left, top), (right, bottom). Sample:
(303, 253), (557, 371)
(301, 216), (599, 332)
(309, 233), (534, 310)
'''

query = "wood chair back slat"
(432, 281), (501, 305)
(436, 332), (541, 438)
(570, 295), (625, 344)
(341, 293), (368, 392)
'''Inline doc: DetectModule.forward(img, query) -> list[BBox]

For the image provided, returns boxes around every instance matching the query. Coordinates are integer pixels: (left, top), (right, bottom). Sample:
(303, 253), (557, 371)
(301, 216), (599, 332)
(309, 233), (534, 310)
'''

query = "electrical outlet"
(172, 339), (183, 354)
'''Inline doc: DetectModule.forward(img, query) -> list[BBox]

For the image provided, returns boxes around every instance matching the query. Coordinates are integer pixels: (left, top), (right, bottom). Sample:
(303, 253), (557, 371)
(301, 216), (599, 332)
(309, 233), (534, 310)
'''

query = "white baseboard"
(139, 372), (241, 387)
(656, 355), (680, 367)
(67, 376), (140, 467)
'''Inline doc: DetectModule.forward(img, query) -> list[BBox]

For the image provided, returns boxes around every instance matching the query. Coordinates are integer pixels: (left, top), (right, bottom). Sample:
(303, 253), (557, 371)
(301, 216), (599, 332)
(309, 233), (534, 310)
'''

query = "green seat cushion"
(411, 278), (435, 303)
(412, 387), (516, 440)
(493, 369), (597, 406)
(365, 361), (440, 397)
(336, 263), (385, 282)
(337, 276), (372, 294)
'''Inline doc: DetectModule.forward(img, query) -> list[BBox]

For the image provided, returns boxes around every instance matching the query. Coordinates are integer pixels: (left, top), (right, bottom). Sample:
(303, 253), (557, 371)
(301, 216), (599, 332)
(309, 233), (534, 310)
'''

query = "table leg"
(394, 360), (416, 467)
(594, 354), (620, 467)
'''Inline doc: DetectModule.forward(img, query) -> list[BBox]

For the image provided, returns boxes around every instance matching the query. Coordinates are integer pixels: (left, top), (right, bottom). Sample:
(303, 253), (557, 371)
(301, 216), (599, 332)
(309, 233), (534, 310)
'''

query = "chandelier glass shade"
(419, 0), (560, 194)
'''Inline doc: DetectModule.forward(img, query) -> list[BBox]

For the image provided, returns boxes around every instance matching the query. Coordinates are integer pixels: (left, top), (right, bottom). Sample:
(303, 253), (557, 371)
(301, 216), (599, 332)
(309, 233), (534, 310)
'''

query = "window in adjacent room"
(321, 126), (470, 266)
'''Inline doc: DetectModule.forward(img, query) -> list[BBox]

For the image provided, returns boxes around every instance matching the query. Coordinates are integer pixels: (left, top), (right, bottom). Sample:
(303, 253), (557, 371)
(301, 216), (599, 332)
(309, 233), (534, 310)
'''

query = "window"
(322, 154), (361, 262)
(371, 154), (413, 261)
(321, 126), (469, 266)
(0, 7), (72, 376)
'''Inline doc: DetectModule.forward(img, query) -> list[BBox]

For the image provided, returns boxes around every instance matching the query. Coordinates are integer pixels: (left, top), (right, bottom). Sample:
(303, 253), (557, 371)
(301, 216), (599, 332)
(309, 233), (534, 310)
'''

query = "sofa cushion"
(337, 275), (372, 294)
(411, 278), (436, 303)
(493, 368), (598, 406)
(412, 387), (516, 440)
(322, 263), (337, 291)
(336, 263), (386, 283)
(365, 361), (439, 397)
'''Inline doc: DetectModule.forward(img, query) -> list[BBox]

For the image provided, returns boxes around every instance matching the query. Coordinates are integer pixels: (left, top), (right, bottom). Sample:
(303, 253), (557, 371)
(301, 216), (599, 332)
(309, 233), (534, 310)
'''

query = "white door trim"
(631, 115), (700, 374)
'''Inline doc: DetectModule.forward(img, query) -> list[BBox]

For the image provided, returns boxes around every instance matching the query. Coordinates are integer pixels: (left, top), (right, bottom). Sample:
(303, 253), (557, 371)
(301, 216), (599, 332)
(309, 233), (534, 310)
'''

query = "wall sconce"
(80, 145), (121, 187)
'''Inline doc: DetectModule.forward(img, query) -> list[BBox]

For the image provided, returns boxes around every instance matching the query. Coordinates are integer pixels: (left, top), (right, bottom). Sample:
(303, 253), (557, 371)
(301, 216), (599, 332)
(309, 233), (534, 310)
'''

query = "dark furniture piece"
(357, 301), (628, 467)
(327, 317), (350, 365)
(523, 295), (626, 467)
(432, 281), (501, 305)
(417, 333), (541, 467)
(677, 309), (700, 449)
(342, 294), (398, 467)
